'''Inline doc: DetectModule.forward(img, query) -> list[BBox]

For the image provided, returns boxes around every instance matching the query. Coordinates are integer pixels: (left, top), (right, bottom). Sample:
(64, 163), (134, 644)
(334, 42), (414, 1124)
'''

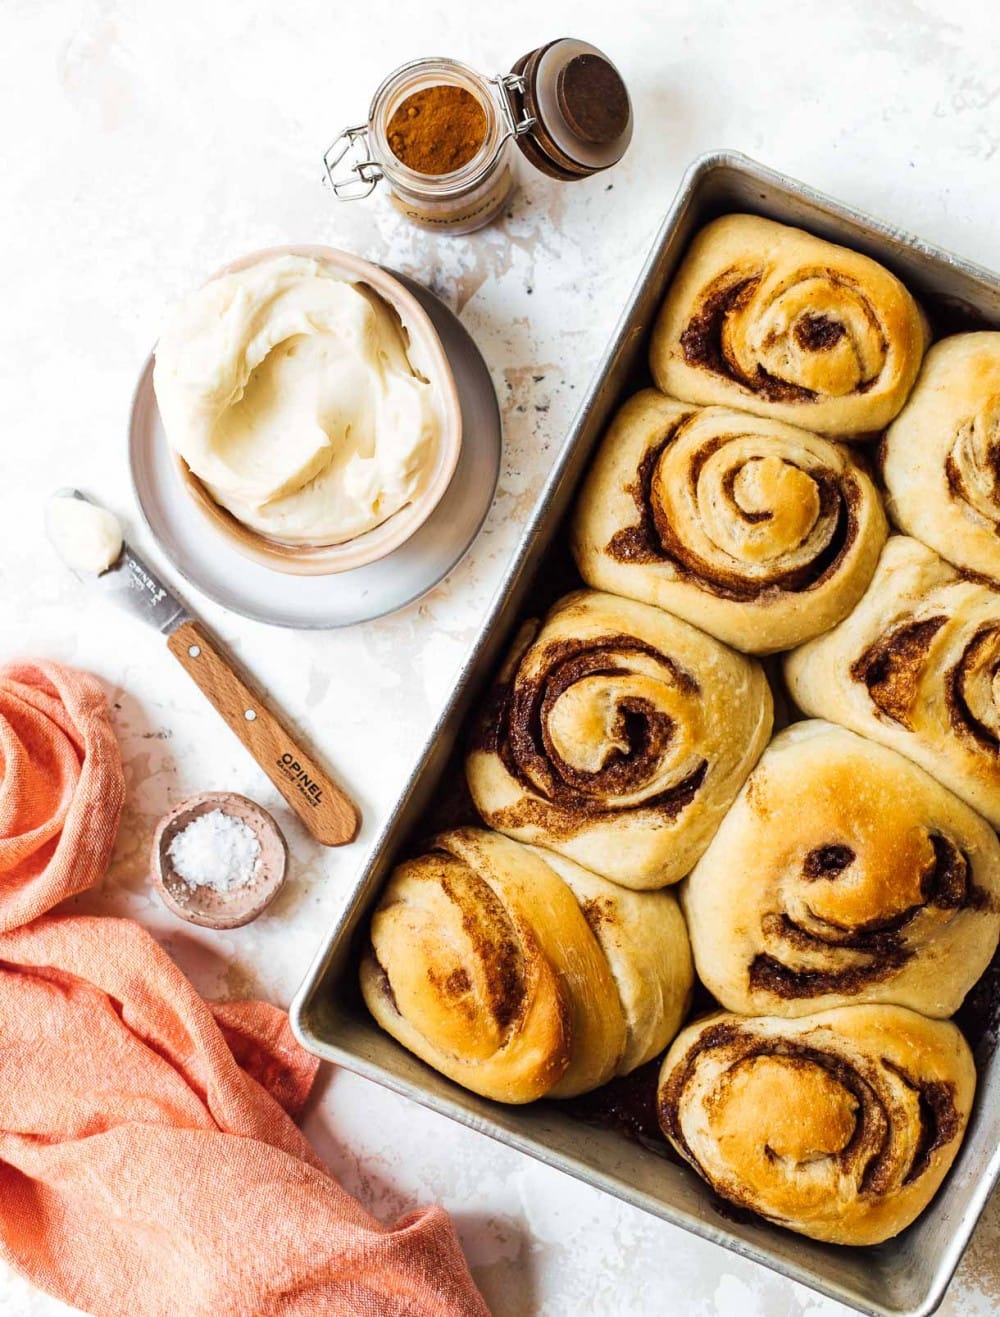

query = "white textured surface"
(2, 1), (1000, 1314)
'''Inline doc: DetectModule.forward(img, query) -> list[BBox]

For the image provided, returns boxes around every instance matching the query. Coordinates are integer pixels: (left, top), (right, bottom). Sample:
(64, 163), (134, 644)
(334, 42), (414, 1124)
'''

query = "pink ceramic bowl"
(151, 792), (288, 930)
(169, 245), (463, 577)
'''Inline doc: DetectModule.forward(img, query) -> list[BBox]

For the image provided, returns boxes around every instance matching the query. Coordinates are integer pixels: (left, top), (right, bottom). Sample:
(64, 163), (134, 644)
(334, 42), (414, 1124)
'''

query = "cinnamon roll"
(657, 1006), (975, 1245)
(571, 390), (887, 654)
(683, 721), (1000, 1018)
(524, 845), (694, 1074)
(650, 214), (928, 437)
(883, 333), (1000, 583)
(466, 590), (773, 888)
(785, 536), (1000, 828)
(361, 828), (694, 1103)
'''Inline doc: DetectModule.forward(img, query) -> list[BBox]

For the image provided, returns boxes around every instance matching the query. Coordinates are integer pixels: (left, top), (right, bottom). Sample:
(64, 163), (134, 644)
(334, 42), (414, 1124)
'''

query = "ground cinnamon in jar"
(386, 84), (487, 176)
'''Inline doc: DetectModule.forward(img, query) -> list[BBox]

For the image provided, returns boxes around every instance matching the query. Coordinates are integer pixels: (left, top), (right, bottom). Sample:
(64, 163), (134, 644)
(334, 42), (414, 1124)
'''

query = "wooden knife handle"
(167, 619), (360, 847)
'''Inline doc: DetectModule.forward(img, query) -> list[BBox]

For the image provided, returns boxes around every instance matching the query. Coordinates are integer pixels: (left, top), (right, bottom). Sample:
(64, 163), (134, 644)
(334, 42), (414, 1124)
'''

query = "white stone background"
(2, 0), (1000, 1312)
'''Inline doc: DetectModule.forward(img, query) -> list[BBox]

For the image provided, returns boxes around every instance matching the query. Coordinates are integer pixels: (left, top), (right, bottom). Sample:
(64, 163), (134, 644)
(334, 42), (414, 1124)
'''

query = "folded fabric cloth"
(0, 915), (488, 1316)
(0, 662), (488, 1317)
(0, 660), (124, 933)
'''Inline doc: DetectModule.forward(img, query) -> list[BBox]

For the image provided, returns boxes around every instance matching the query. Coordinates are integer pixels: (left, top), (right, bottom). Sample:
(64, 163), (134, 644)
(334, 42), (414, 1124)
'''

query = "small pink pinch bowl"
(171, 244), (464, 577)
(151, 792), (288, 930)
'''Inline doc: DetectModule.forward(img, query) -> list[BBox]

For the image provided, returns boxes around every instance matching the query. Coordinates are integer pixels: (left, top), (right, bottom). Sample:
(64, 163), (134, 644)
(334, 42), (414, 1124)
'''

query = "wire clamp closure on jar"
(489, 73), (537, 145)
(323, 126), (383, 199)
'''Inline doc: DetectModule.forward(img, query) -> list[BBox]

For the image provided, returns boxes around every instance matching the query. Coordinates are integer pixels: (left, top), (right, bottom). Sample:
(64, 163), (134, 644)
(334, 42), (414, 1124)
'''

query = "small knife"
(50, 491), (360, 848)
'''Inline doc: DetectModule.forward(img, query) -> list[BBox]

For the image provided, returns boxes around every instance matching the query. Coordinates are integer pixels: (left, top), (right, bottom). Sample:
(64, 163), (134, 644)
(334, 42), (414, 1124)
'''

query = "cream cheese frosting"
(47, 495), (123, 574)
(153, 255), (442, 545)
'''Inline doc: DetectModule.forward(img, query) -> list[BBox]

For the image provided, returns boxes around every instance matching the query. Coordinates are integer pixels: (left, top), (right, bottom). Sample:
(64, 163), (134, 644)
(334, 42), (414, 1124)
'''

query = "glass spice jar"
(324, 39), (633, 235)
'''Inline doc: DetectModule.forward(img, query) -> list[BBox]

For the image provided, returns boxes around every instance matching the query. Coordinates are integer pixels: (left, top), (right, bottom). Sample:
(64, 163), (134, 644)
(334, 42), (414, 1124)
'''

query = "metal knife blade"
(101, 542), (191, 635)
(50, 489), (191, 635)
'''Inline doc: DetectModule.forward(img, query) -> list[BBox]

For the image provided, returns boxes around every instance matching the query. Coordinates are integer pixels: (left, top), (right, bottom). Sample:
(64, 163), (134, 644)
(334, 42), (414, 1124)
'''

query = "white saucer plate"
(129, 272), (502, 628)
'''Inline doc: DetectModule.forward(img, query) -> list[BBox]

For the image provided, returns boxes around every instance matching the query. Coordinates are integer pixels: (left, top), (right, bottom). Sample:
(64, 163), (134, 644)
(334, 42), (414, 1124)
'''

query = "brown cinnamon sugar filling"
(749, 946), (909, 998)
(945, 452), (997, 515)
(472, 634), (710, 837)
(888, 1069), (961, 1184)
(943, 432), (1000, 526)
(679, 276), (761, 378)
(947, 625), (1000, 752)
(658, 1023), (960, 1203)
(854, 615), (1000, 749)
(678, 267), (886, 400)
(802, 844), (855, 878)
(678, 273), (825, 403)
(681, 274), (816, 402)
(851, 616), (948, 728)
(605, 422), (860, 599)
(659, 1026), (885, 1197)
(795, 314), (847, 352)
(748, 833), (987, 1000)
(435, 861), (528, 1034)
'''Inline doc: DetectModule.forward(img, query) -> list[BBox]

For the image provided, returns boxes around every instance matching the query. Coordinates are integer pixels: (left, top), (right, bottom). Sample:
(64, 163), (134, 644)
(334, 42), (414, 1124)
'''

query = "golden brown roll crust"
(657, 1006), (975, 1245)
(682, 720), (1000, 1017)
(650, 214), (928, 437)
(571, 390), (887, 653)
(525, 846), (694, 1073)
(785, 536), (1000, 827)
(361, 828), (626, 1103)
(466, 589), (773, 888)
(883, 333), (1000, 582)
(361, 829), (695, 1101)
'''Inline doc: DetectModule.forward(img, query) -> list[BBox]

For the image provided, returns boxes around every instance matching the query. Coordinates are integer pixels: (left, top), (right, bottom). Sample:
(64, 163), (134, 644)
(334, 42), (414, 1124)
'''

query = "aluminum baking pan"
(291, 151), (1000, 1317)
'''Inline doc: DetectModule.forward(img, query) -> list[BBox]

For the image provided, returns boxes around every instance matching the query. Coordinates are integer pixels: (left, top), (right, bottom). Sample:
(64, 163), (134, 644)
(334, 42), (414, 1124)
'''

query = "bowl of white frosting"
(152, 246), (462, 575)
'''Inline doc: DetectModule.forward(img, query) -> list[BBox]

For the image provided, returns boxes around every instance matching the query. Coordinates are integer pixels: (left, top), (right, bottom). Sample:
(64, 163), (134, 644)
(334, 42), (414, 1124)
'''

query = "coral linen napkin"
(0, 662), (489, 1317)
(0, 661), (124, 933)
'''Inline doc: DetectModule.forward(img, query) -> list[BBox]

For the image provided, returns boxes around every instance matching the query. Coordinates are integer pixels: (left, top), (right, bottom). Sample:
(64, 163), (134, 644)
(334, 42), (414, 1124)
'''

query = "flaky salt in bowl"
(152, 792), (287, 929)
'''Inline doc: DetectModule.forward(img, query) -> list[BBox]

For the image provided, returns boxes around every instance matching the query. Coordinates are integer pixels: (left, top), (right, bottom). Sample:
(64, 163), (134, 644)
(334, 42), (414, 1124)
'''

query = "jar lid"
(508, 38), (632, 181)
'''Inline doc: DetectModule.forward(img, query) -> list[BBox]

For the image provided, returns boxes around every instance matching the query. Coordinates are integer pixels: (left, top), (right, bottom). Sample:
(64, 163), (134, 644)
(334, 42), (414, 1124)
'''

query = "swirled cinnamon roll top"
(651, 215), (928, 437)
(571, 390), (887, 653)
(361, 828), (694, 1103)
(657, 1006), (975, 1245)
(883, 333), (1000, 583)
(785, 536), (1000, 828)
(683, 721), (1000, 1018)
(466, 590), (773, 888)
